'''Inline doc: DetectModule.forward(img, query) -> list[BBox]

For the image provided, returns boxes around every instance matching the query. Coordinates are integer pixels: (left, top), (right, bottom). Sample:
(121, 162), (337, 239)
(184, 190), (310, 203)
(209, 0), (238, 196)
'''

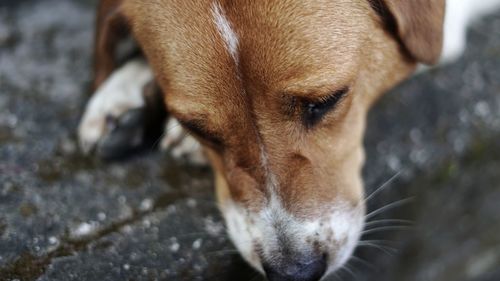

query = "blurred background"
(1, 1), (500, 280)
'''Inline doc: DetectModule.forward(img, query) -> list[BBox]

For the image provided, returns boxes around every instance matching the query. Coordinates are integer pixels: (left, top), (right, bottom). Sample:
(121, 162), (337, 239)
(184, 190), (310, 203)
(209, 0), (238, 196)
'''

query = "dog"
(77, 0), (500, 280)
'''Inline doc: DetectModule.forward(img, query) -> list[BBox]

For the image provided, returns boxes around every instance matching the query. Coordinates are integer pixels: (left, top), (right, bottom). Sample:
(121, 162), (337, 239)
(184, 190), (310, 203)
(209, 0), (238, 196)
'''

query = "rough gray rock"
(0, 1), (499, 281)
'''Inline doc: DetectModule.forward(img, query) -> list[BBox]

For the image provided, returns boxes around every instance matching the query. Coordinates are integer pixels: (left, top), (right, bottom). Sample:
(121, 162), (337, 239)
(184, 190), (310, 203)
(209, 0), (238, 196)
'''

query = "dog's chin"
(221, 197), (365, 277)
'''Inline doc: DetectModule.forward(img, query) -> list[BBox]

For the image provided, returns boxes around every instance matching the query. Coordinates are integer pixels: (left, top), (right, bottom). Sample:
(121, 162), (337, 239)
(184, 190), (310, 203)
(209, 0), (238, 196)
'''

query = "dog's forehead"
(128, 0), (372, 112)
(231, 0), (371, 88)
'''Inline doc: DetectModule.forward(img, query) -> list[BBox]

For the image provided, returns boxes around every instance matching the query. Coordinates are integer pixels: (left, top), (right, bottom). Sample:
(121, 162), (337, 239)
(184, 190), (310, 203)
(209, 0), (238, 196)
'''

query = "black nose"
(263, 255), (327, 281)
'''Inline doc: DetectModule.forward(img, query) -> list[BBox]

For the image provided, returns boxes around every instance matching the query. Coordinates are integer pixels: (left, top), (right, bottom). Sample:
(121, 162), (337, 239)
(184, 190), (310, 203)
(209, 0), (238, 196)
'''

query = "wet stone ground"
(0, 1), (500, 281)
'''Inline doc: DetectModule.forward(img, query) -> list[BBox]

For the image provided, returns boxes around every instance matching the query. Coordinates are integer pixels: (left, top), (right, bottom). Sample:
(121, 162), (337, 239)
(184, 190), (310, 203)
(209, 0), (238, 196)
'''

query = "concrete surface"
(0, 1), (499, 281)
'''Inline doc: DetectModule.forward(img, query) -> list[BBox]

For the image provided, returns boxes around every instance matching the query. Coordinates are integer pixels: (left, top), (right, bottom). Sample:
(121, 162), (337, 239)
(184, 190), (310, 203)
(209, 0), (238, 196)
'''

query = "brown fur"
(378, 0), (446, 64)
(93, 0), (127, 90)
(91, 0), (444, 260)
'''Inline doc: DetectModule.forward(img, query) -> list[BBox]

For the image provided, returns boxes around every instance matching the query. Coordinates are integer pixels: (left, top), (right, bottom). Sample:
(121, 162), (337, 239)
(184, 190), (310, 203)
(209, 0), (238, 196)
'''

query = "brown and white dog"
(77, 0), (500, 280)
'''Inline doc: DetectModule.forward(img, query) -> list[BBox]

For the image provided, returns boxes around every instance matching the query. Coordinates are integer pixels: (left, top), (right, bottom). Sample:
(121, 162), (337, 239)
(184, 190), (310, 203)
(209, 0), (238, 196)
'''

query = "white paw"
(161, 118), (207, 165)
(78, 58), (153, 153)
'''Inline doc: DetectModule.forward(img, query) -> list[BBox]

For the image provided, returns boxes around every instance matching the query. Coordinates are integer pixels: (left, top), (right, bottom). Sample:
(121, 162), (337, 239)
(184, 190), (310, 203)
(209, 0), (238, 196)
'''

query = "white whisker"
(363, 219), (413, 228)
(321, 270), (342, 281)
(361, 225), (412, 235)
(359, 239), (397, 245)
(364, 197), (414, 221)
(357, 241), (398, 255)
(336, 263), (357, 281)
(349, 255), (376, 270)
(343, 263), (357, 279)
(205, 248), (240, 255)
(362, 171), (402, 205)
(334, 271), (343, 281)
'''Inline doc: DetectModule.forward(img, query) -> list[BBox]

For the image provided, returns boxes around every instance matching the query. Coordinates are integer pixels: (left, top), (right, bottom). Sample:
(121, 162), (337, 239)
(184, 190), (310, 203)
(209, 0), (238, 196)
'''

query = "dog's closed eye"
(301, 87), (349, 128)
(177, 119), (224, 150)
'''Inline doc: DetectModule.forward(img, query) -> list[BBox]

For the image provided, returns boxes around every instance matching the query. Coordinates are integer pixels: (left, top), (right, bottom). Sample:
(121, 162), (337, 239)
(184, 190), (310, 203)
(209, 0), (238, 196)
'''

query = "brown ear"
(373, 0), (446, 65)
(93, 0), (128, 90)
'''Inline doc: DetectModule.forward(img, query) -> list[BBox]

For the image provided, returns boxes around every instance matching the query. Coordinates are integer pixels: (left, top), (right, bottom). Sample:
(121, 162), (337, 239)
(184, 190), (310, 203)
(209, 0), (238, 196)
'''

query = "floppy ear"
(373, 0), (446, 65)
(93, 0), (129, 90)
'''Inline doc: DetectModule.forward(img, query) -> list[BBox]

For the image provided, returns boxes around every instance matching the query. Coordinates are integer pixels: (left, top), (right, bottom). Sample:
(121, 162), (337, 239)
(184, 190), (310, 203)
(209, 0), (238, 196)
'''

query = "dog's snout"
(263, 255), (327, 281)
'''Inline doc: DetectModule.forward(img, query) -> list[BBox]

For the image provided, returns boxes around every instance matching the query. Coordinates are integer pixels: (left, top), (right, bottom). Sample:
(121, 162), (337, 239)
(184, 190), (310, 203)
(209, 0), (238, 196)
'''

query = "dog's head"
(100, 0), (445, 279)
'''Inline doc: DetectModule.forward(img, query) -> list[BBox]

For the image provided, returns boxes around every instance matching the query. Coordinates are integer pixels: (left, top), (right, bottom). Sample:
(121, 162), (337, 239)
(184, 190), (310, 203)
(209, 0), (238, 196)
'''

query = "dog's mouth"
(220, 196), (365, 281)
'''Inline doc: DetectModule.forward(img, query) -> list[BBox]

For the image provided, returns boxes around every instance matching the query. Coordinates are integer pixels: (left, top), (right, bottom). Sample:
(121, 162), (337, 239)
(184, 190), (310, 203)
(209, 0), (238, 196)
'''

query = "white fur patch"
(211, 2), (239, 64)
(329, 208), (364, 270)
(223, 200), (264, 272)
(78, 58), (153, 152)
(441, 0), (500, 63)
(160, 118), (185, 149)
(222, 194), (364, 275)
(160, 118), (207, 164)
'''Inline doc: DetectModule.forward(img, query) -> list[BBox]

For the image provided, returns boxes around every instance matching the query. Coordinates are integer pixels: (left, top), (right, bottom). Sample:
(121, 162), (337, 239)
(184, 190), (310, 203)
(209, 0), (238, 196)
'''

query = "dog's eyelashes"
(177, 119), (224, 149)
(302, 87), (349, 128)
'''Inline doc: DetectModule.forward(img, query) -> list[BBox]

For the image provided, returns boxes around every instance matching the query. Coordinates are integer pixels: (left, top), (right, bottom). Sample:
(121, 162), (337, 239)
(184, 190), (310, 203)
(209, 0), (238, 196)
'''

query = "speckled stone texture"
(0, 1), (499, 281)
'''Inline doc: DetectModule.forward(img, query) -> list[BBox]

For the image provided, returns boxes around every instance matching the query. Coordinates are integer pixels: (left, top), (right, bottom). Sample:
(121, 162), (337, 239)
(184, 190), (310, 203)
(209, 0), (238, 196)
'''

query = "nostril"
(297, 256), (327, 281)
(264, 255), (327, 281)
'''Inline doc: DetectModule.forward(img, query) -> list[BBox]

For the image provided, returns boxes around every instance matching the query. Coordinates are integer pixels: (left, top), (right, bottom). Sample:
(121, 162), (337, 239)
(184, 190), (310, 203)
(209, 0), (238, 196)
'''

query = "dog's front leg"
(78, 58), (205, 163)
(78, 58), (153, 158)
